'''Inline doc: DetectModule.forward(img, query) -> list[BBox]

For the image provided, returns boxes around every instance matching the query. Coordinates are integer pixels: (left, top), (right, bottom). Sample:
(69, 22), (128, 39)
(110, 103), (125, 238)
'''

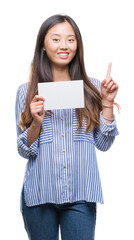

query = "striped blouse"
(15, 78), (119, 211)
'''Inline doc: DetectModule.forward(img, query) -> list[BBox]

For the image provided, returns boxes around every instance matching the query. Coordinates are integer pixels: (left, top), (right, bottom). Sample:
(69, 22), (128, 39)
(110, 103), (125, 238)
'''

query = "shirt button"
(62, 134), (64, 137)
(63, 150), (66, 153)
(64, 166), (66, 169)
(61, 118), (63, 121)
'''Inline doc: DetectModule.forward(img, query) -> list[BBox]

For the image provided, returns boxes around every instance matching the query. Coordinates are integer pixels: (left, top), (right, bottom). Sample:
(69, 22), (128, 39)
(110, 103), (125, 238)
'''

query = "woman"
(15, 14), (119, 240)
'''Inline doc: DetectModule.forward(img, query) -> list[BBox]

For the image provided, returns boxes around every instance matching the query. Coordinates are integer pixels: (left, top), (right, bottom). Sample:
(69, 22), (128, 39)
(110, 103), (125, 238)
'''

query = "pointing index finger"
(106, 62), (112, 80)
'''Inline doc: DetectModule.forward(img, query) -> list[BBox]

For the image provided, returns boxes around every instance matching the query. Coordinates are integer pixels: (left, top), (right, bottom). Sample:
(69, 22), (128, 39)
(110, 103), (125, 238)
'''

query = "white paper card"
(38, 80), (84, 110)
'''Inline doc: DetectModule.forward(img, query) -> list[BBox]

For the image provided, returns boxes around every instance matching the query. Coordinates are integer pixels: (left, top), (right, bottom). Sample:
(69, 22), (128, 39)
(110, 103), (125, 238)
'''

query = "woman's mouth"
(57, 52), (70, 59)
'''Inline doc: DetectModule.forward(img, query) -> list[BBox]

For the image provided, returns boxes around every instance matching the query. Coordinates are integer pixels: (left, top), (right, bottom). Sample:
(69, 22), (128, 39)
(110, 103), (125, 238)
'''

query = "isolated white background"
(0, 0), (134, 239)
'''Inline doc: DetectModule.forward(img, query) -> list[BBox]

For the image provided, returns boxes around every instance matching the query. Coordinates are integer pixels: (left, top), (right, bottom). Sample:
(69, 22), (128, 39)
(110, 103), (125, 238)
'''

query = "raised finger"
(106, 62), (112, 80)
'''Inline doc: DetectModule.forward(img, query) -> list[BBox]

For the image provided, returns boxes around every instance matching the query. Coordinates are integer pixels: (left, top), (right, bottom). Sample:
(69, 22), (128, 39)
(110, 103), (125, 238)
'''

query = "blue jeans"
(22, 189), (97, 240)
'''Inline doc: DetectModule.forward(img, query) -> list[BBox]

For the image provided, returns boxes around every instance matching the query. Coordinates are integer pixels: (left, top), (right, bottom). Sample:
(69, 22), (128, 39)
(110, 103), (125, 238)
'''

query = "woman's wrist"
(27, 120), (42, 148)
(102, 99), (114, 124)
(102, 99), (114, 105)
(32, 119), (42, 130)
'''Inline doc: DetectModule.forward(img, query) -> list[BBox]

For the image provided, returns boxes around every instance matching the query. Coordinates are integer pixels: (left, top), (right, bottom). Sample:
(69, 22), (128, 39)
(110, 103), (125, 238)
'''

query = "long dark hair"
(20, 14), (102, 132)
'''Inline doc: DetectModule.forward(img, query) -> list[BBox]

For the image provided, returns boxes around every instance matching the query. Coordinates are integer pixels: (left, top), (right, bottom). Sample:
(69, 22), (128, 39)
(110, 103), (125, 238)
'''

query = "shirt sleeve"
(15, 84), (39, 159)
(93, 111), (119, 151)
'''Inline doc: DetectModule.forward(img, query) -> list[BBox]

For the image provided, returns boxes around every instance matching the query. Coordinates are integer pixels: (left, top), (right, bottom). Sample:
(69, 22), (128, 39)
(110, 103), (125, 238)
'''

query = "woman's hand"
(101, 63), (118, 104)
(30, 95), (45, 126)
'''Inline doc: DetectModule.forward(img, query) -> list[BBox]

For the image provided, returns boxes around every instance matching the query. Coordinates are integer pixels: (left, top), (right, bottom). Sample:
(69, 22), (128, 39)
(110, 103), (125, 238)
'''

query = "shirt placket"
(60, 110), (68, 201)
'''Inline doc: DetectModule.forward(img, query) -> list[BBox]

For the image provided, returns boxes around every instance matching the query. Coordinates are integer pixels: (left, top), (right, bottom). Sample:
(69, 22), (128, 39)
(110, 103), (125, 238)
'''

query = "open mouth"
(57, 52), (70, 59)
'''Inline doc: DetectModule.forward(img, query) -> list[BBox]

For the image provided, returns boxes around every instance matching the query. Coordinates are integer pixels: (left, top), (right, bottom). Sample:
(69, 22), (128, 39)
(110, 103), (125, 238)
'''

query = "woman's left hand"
(101, 63), (118, 103)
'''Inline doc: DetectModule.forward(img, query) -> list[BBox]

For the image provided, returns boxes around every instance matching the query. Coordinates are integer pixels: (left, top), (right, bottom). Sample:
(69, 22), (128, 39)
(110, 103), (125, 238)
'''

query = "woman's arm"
(15, 84), (45, 159)
(27, 121), (41, 148)
(93, 63), (119, 151)
(27, 95), (45, 147)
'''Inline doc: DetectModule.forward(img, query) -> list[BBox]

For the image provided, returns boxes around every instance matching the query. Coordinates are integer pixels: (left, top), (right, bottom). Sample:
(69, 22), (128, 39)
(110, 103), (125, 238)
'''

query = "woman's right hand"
(30, 95), (45, 126)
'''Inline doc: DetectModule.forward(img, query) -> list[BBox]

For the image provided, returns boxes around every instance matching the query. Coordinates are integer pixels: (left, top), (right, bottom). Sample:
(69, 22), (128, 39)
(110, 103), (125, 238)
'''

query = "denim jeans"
(22, 189), (97, 240)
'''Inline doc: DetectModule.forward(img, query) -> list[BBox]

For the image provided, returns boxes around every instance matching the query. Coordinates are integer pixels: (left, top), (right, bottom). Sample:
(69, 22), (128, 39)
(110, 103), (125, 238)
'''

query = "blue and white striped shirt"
(15, 78), (119, 211)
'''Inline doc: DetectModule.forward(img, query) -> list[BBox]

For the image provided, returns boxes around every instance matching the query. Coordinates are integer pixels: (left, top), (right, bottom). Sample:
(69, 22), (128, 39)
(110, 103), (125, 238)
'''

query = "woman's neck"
(52, 65), (71, 82)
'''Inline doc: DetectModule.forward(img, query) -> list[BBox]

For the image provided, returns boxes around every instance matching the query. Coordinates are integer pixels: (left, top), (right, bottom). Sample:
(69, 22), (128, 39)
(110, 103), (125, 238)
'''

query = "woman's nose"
(60, 39), (67, 49)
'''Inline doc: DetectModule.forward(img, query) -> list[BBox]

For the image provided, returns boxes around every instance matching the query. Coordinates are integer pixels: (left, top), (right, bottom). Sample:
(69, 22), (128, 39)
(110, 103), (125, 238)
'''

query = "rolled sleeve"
(17, 128), (39, 159)
(99, 111), (119, 137)
(93, 111), (119, 152)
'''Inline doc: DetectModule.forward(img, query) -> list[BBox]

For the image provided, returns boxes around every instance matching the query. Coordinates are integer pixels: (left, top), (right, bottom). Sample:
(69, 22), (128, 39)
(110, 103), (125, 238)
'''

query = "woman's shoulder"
(88, 77), (101, 93)
(17, 82), (29, 92)
(17, 82), (29, 98)
(16, 82), (29, 111)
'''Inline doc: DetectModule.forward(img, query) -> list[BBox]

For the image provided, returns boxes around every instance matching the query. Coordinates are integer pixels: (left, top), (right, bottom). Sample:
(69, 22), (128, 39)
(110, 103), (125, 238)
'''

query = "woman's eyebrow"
(51, 33), (60, 36)
(68, 34), (76, 37)
(51, 33), (76, 37)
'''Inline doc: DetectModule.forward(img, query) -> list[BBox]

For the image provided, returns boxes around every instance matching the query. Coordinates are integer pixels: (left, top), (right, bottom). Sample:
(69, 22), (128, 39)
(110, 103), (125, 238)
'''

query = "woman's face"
(44, 21), (77, 68)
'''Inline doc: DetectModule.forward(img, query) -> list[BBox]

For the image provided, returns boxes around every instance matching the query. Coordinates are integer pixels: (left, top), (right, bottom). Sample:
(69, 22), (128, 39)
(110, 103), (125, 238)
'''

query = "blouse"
(15, 78), (119, 212)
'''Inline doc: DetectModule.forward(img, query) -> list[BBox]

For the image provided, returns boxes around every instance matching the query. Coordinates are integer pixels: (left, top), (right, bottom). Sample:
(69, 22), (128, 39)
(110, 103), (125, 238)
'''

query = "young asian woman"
(15, 14), (119, 240)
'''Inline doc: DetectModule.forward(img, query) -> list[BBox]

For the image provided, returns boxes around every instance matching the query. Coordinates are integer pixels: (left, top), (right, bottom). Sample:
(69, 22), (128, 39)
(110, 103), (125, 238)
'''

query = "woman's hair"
(20, 14), (102, 132)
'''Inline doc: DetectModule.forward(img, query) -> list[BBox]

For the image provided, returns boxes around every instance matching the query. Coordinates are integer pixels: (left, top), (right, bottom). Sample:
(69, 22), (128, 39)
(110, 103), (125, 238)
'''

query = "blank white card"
(38, 80), (85, 110)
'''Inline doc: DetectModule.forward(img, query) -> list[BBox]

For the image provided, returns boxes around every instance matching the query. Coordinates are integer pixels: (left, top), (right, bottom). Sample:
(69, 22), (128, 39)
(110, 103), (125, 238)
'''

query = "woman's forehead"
(46, 22), (76, 37)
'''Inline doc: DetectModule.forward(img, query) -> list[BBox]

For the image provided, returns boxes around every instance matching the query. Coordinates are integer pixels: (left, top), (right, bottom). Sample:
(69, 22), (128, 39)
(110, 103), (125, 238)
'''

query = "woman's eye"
(68, 39), (75, 42)
(53, 39), (59, 42)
